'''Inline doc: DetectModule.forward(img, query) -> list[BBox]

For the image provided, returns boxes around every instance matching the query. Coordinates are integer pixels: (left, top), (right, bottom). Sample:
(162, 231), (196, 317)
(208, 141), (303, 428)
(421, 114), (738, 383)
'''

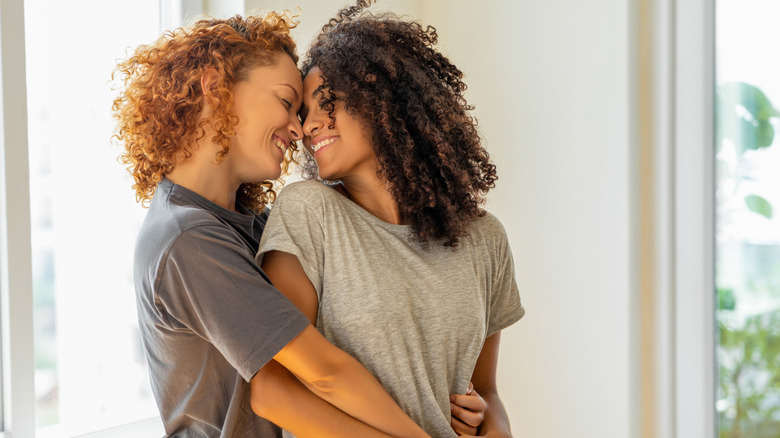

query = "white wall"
(246, 0), (422, 55)
(424, 1), (636, 436)
(249, 1), (638, 437)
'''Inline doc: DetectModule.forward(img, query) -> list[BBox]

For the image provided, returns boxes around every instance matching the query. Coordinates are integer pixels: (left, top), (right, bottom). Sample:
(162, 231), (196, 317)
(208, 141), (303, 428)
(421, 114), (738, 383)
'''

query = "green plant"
(716, 82), (780, 438)
(716, 81), (779, 219)
(718, 310), (780, 438)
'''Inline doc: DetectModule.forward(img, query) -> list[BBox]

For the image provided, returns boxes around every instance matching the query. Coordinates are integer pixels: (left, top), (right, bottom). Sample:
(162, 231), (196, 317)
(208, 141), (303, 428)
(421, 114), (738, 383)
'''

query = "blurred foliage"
(716, 81), (778, 219)
(717, 82), (780, 437)
(744, 194), (774, 220)
(718, 310), (780, 438)
(718, 288), (737, 311)
(717, 82), (779, 154)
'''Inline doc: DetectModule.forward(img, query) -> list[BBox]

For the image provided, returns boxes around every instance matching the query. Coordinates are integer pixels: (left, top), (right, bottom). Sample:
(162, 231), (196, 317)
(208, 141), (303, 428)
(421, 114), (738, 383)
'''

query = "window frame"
(645, 0), (717, 436)
(0, 0), (36, 436)
(673, 0), (716, 436)
(0, 0), (194, 436)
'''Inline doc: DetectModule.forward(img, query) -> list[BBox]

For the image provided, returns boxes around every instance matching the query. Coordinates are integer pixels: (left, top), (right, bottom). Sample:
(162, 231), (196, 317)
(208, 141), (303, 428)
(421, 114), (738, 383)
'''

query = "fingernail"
(450, 395), (455, 402)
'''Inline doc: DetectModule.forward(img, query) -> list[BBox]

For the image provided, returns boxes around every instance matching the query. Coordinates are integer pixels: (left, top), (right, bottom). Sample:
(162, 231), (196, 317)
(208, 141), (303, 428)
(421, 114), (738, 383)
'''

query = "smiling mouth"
(311, 136), (339, 154)
(272, 136), (289, 154)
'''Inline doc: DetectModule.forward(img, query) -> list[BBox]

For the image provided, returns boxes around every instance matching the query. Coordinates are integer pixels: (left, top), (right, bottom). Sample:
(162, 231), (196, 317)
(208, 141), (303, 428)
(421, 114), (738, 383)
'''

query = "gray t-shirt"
(135, 178), (310, 437)
(257, 180), (525, 438)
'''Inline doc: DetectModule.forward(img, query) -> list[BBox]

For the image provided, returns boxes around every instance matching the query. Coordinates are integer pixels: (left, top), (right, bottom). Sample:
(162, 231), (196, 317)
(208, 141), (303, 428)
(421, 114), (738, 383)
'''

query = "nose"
(303, 113), (323, 138)
(288, 115), (303, 141)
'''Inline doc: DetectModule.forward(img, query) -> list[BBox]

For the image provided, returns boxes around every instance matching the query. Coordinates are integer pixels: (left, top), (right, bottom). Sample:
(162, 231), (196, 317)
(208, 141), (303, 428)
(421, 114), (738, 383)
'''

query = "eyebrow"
(278, 83), (300, 102)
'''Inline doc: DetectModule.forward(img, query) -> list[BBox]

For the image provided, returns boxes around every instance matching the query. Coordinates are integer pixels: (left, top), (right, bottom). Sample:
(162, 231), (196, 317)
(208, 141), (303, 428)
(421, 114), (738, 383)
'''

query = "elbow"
(250, 362), (285, 418)
(299, 356), (352, 395)
(303, 374), (339, 394)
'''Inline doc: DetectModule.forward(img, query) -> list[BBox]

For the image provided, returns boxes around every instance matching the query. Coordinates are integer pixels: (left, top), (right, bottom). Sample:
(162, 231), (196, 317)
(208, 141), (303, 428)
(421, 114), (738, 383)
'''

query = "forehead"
(302, 67), (324, 96)
(245, 53), (302, 88)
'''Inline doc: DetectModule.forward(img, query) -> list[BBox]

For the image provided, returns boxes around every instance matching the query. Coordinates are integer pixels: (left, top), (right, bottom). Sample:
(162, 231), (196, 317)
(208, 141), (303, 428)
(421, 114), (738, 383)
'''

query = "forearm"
(272, 326), (428, 438)
(301, 353), (428, 438)
(251, 360), (391, 438)
(477, 390), (512, 438)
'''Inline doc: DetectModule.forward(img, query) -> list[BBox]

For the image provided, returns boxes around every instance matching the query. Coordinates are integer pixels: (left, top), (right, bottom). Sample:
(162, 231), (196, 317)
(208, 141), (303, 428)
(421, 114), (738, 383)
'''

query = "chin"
(314, 162), (334, 180)
(251, 172), (281, 183)
(316, 170), (336, 182)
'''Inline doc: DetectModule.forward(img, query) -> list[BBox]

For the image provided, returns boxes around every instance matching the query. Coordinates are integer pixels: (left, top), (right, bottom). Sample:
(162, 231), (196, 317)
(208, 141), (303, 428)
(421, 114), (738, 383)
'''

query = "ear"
(200, 67), (222, 99)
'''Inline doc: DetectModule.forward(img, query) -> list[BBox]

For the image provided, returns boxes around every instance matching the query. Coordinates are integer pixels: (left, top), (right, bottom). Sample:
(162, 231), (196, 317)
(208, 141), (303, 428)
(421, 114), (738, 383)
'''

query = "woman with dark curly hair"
(113, 12), (428, 438)
(258, 2), (524, 437)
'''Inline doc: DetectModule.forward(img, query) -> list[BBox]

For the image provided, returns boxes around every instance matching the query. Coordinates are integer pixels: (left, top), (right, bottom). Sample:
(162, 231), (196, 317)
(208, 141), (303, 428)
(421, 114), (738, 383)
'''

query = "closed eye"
(281, 98), (292, 109)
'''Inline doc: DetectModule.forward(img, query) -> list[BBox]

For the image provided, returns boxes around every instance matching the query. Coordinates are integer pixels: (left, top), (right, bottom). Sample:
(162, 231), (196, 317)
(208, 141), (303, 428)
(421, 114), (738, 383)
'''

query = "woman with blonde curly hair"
(113, 12), (428, 438)
(258, 2), (524, 437)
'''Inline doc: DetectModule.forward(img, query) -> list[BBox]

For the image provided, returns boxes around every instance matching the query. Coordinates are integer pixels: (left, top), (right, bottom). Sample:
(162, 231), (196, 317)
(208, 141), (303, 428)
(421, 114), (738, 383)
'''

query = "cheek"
(272, 103), (293, 127)
(276, 111), (290, 127)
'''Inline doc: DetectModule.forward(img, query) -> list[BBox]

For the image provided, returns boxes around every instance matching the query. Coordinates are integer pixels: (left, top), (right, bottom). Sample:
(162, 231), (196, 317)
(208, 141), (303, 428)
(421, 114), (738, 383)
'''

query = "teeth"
(312, 137), (338, 152)
(272, 137), (287, 153)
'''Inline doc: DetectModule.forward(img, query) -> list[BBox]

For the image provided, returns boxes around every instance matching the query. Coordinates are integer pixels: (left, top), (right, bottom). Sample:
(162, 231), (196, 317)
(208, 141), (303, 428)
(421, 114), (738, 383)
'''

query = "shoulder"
(272, 180), (342, 220)
(459, 210), (513, 258)
(137, 197), (241, 269)
(162, 199), (230, 240)
(276, 179), (335, 203)
(470, 210), (509, 240)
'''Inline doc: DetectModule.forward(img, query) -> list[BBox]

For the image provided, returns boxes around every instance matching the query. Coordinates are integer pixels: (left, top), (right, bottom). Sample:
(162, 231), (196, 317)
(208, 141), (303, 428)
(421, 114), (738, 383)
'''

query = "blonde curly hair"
(112, 12), (299, 211)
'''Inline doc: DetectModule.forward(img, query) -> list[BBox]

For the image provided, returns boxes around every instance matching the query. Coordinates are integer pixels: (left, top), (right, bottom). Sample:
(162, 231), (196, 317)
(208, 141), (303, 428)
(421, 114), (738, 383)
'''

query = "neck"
(338, 172), (403, 225)
(165, 137), (240, 211)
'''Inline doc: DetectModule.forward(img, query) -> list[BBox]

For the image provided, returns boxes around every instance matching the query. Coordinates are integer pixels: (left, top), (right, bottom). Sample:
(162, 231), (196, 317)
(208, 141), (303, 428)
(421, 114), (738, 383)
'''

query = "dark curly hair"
(300, 0), (497, 247)
(112, 12), (299, 212)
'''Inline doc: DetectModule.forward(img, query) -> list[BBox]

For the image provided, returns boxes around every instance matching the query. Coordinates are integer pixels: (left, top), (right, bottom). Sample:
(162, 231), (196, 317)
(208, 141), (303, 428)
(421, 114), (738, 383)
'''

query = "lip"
(272, 135), (290, 156)
(310, 135), (340, 158)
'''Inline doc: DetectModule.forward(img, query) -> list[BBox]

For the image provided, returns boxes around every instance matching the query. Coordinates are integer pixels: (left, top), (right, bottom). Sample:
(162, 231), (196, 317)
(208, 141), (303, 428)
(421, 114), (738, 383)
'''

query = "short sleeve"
(155, 224), (309, 381)
(256, 185), (326, 301)
(486, 221), (525, 338)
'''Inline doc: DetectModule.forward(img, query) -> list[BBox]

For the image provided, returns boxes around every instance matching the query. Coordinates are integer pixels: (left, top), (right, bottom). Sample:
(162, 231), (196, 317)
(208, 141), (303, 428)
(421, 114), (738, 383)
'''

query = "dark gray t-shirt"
(134, 178), (309, 437)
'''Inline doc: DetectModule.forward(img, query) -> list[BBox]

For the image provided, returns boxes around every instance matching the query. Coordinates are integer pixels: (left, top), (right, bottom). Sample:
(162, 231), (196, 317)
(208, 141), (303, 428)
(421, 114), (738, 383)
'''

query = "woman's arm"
(261, 250), (319, 322)
(453, 332), (512, 438)
(253, 250), (427, 438)
(252, 359), (391, 438)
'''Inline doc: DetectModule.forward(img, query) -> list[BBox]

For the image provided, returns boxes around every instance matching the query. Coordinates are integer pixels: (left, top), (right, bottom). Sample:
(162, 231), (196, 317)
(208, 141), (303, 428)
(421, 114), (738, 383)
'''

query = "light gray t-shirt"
(135, 178), (310, 437)
(257, 180), (525, 438)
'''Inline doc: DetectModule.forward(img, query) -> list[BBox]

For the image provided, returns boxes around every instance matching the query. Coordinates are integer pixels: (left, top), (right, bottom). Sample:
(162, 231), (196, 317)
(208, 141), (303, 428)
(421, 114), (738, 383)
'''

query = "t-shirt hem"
(239, 315), (310, 382)
(486, 304), (525, 339)
(256, 244), (321, 301)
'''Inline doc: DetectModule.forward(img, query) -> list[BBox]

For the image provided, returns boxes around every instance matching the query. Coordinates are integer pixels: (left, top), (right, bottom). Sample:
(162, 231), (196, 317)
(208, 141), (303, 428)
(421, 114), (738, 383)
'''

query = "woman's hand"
(450, 381), (487, 436)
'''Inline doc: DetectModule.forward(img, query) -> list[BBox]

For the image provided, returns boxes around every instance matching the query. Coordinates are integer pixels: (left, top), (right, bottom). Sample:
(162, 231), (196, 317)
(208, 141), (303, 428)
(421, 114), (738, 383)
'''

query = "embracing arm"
(252, 359), (388, 437)
(252, 343), (404, 438)
(252, 250), (427, 438)
(455, 332), (512, 438)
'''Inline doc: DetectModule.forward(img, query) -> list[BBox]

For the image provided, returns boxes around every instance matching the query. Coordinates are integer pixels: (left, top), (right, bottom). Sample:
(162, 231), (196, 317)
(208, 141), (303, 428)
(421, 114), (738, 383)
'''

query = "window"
(715, 1), (780, 437)
(25, 0), (161, 434)
(22, 0), (190, 435)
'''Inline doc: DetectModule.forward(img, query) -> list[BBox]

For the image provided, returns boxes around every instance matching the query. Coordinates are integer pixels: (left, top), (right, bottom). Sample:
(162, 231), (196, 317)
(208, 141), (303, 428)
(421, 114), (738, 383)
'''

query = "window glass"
(715, 1), (780, 437)
(25, 0), (162, 434)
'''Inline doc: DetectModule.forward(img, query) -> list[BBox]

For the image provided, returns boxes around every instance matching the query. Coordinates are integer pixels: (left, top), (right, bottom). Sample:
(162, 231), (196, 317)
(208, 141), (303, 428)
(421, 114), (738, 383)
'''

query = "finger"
(450, 402), (482, 428)
(450, 412), (478, 436)
(451, 392), (487, 412)
(467, 381), (474, 395)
